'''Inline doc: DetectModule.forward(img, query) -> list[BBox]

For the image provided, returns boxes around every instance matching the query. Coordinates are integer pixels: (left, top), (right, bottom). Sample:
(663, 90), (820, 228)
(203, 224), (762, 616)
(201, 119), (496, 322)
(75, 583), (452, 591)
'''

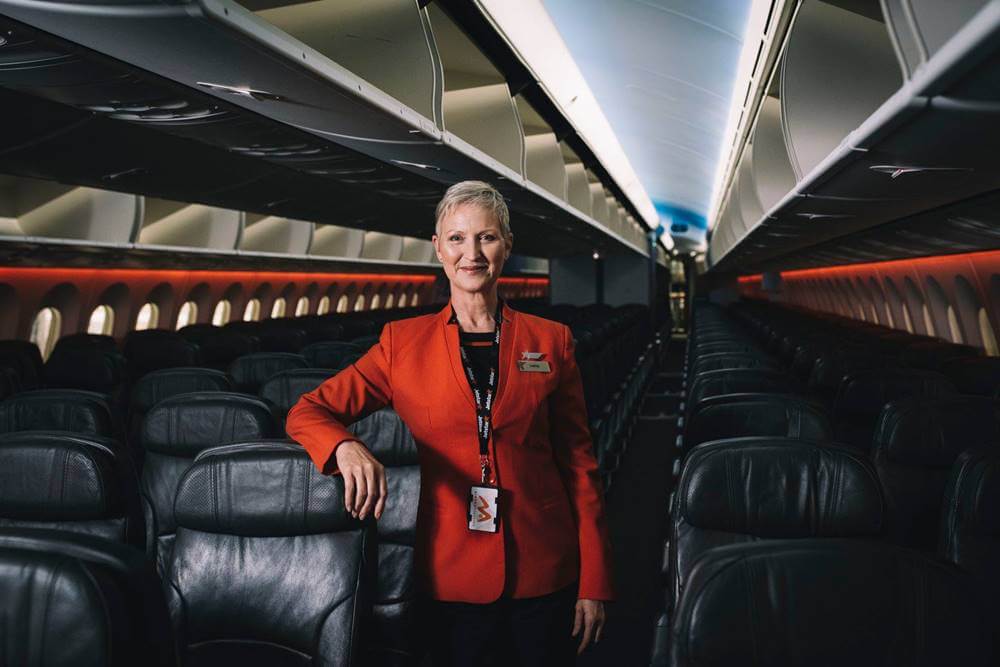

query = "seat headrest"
(943, 357), (1000, 396)
(178, 326), (258, 365)
(873, 397), (1000, 467)
(687, 394), (832, 445)
(0, 389), (113, 437)
(671, 540), (991, 667)
(689, 370), (795, 406)
(0, 431), (122, 519)
(350, 408), (419, 467)
(943, 449), (1000, 542)
(258, 369), (334, 415)
(902, 341), (980, 370)
(131, 367), (233, 414)
(140, 392), (277, 456)
(175, 441), (357, 536)
(835, 369), (956, 417)
(43, 347), (124, 392)
(679, 438), (883, 537)
(301, 341), (363, 369)
(228, 353), (309, 391)
(123, 330), (201, 375)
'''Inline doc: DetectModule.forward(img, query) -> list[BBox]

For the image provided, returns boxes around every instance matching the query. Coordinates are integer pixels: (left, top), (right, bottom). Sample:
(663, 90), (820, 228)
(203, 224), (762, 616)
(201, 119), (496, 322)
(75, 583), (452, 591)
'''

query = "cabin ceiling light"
(391, 160), (441, 171)
(795, 213), (854, 221)
(869, 165), (973, 179)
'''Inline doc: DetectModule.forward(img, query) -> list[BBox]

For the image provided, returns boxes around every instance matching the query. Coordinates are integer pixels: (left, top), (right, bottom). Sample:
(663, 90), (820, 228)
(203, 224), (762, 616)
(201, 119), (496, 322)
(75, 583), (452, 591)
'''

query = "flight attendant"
(286, 180), (614, 665)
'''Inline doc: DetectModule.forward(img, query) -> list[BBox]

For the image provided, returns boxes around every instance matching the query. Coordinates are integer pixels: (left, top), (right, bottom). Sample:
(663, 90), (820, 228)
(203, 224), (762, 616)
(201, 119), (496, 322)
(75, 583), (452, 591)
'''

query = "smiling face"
(433, 203), (513, 297)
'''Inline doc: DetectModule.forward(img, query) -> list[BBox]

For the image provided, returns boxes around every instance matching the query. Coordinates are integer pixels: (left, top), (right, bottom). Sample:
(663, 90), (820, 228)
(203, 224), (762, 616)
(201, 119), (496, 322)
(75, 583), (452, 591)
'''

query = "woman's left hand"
(572, 598), (605, 654)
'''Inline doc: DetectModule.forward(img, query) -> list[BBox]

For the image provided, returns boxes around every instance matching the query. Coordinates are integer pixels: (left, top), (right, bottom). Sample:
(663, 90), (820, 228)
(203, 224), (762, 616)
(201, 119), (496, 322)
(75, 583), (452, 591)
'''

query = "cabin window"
(397, 293), (408, 308)
(370, 294), (381, 310)
(212, 300), (231, 326)
(30, 307), (61, 361)
(901, 303), (914, 334)
(354, 295), (366, 312)
(411, 294), (420, 307)
(947, 305), (964, 344)
(176, 301), (198, 330)
(317, 296), (331, 315)
(385, 294), (395, 309)
(978, 308), (998, 356)
(87, 305), (114, 336)
(243, 298), (261, 322)
(295, 297), (310, 317)
(136, 303), (159, 331)
(922, 304), (936, 337)
(336, 295), (350, 313)
(271, 298), (287, 318)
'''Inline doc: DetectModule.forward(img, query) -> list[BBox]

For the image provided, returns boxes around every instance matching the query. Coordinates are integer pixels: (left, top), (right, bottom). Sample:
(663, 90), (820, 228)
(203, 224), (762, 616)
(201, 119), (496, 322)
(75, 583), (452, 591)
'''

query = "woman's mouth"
(460, 265), (487, 273)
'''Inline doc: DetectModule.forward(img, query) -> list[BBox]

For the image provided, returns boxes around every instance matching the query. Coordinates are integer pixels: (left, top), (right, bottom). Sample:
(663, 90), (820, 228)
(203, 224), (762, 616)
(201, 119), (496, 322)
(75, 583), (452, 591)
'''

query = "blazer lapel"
(492, 302), (519, 417)
(439, 304), (476, 410)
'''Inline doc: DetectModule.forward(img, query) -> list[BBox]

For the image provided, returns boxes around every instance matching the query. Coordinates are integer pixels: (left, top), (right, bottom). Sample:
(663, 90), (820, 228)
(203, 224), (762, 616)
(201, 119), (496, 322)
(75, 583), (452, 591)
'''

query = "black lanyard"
(456, 303), (502, 484)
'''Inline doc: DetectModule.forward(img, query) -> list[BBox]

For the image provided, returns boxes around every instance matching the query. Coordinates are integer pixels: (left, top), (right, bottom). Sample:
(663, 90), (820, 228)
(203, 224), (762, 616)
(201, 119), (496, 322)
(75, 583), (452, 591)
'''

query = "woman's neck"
(451, 289), (499, 333)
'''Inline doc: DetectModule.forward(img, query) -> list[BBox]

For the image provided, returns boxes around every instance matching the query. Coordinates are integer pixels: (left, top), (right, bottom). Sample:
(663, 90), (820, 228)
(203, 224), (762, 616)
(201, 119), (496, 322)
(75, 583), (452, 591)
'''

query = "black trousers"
(420, 583), (578, 666)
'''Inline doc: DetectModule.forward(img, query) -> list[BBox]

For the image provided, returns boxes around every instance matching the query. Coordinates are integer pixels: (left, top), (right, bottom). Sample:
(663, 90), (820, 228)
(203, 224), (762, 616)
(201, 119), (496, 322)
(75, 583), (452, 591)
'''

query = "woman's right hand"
(334, 440), (387, 521)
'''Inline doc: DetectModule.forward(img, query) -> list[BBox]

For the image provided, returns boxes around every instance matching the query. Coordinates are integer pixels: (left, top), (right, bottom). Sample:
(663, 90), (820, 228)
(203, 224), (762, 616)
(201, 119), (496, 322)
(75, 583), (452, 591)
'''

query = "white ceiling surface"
(542, 0), (752, 248)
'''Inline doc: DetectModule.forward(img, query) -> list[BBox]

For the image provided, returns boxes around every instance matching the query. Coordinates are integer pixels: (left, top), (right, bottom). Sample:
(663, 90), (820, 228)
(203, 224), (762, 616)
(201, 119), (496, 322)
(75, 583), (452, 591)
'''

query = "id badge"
(517, 360), (551, 373)
(468, 485), (500, 533)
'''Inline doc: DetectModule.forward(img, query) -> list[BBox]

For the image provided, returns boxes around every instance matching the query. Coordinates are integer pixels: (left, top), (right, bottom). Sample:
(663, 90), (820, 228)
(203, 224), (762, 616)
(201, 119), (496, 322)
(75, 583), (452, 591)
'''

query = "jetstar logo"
(476, 496), (492, 522)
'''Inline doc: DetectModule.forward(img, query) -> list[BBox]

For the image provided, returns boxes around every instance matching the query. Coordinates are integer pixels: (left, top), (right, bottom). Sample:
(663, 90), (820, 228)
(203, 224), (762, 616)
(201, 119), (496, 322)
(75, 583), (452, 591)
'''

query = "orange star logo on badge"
(476, 496), (492, 522)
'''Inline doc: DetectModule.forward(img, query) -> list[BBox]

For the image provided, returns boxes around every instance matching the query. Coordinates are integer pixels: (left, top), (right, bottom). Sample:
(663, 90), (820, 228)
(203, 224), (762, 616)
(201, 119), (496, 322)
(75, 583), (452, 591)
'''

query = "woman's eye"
(480, 234), (497, 242)
(448, 235), (463, 242)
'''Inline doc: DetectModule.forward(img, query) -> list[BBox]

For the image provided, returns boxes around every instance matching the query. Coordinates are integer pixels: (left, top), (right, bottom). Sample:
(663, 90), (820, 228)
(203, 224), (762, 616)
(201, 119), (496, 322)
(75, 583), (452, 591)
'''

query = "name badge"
(517, 360), (551, 373)
(468, 485), (500, 533)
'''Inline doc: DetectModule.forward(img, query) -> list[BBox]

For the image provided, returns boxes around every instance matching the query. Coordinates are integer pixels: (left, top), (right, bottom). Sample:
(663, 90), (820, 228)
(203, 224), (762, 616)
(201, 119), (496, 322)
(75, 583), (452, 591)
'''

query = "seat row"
(648, 300), (1000, 665)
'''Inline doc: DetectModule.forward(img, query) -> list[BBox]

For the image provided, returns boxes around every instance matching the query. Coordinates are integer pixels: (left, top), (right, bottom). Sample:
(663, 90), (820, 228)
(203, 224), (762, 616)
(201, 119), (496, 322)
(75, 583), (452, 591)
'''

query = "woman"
(287, 180), (614, 665)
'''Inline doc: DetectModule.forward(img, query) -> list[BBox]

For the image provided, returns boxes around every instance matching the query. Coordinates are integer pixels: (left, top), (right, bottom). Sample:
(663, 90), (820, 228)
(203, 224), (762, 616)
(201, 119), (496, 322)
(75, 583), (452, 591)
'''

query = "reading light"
(592, 251), (600, 260)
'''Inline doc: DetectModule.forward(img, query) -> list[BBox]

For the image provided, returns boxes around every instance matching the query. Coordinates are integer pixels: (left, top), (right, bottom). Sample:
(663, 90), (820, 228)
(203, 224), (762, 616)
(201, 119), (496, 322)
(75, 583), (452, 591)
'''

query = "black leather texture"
(689, 353), (781, 377)
(670, 540), (992, 667)
(228, 352), (309, 393)
(123, 329), (202, 380)
(302, 342), (364, 370)
(43, 345), (125, 393)
(0, 431), (144, 546)
(0, 528), (178, 666)
(0, 339), (43, 390)
(350, 408), (421, 665)
(943, 357), (1000, 396)
(687, 370), (796, 421)
(0, 389), (114, 437)
(165, 441), (375, 666)
(873, 397), (1000, 549)
(940, 449), (1000, 638)
(685, 393), (832, 449)
(259, 368), (336, 419)
(902, 341), (980, 371)
(833, 369), (957, 450)
(139, 392), (279, 567)
(130, 367), (234, 415)
(179, 325), (259, 369)
(669, 438), (883, 610)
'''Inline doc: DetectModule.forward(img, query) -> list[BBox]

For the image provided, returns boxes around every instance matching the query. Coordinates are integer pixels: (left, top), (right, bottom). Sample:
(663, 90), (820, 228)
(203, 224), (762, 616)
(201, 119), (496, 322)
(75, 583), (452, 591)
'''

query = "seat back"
(833, 369), (956, 450)
(902, 340), (980, 371)
(669, 438), (883, 609)
(0, 389), (114, 437)
(873, 397), (1000, 550)
(941, 449), (1000, 638)
(687, 370), (796, 420)
(178, 325), (258, 369)
(164, 441), (375, 665)
(0, 431), (143, 546)
(943, 357), (1000, 396)
(139, 392), (278, 567)
(43, 345), (125, 393)
(0, 529), (177, 666)
(685, 394), (832, 450)
(670, 540), (992, 667)
(229, 352), (309, 393)
(0, 339), (43, 390)
(350, 408), (420, 665)
(259, 368), (335, 421)
(123, 329), (201, 380)
(689, 353), (780, 377)
(301, 341), (363, 370)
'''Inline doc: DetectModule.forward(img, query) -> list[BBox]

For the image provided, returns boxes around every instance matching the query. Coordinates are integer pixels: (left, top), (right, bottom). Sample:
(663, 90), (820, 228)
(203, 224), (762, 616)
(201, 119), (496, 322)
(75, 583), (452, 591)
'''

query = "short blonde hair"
(435, 180), (511, 242)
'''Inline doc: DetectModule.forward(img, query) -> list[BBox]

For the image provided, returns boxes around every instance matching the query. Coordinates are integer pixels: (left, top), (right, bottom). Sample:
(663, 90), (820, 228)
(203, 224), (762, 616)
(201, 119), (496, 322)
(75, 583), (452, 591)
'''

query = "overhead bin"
(780, 0), (902, 180)
(883, 0), (990, 77)
(736, 144), (765, 234)
(239, 215), (313, 255)
(517, 97), (569, 201)
(140, 199), (243, 251)
(399, 237), (436, 263)
(0, 175), (140, 243)
(750, 96), (797, 212)
(562, 143), (592, 216)
(590, 183), (610, 225)
(361, 231), (404, 261)
(309, 226), (365, 259)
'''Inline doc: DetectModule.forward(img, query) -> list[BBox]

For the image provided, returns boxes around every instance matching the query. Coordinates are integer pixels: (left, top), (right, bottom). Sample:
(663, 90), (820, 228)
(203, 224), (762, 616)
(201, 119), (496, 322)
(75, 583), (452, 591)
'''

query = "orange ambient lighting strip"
(0, 267), (437, 284)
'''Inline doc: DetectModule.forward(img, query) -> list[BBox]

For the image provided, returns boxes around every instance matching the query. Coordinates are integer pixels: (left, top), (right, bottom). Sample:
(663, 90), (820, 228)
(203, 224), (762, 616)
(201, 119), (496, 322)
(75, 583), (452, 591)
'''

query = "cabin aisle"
(578, 343), (682, 667)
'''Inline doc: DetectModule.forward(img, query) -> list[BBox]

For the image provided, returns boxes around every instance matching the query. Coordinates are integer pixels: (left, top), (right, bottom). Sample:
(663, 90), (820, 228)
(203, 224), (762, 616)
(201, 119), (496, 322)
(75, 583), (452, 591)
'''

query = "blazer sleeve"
(286, 323), (394, 474)
(549, 324), (616, 601)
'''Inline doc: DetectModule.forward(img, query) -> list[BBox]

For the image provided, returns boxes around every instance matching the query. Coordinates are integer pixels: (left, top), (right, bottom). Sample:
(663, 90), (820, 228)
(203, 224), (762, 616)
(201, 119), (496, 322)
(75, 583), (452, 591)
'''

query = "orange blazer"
(286, 302), (615, 603)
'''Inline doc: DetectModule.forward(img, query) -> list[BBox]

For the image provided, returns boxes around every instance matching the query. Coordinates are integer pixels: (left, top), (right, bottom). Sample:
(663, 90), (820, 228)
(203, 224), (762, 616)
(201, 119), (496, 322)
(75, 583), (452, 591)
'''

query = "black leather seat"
(295, 317), (345, 344)
(229, 352), (309, 393)
(943, 357), (1000, 396)
(43, 345), (125, 393)
(669, 540), (992, 667)
(668, 438), (883, 611)
(689, 353), (781, 377)
(902, 340), (980, 371)
(0, 389), (115, 437)
(255, 321), (310, 353)
(0, 339), (43, 390)
(53, 333), (117, 353)
(686, 370), (797, 423)
(350, 408), (421, 665)
(139, 392), (278, 567)
(0, 431), (144, 546)
(123, 329), (201, 380)
(0, 528), (177, 666)
(941, 449), (1000, 639)
(162, 441), (375, 665)
(832, 369), (956, 451)
(684, 394), (832, 450)
(259, 368), (335, 423)
(301, 341), (364, 370)
(872, 397), (1000, 550)
(178, 325), (259, 370)
(350, 334), (380, 351)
